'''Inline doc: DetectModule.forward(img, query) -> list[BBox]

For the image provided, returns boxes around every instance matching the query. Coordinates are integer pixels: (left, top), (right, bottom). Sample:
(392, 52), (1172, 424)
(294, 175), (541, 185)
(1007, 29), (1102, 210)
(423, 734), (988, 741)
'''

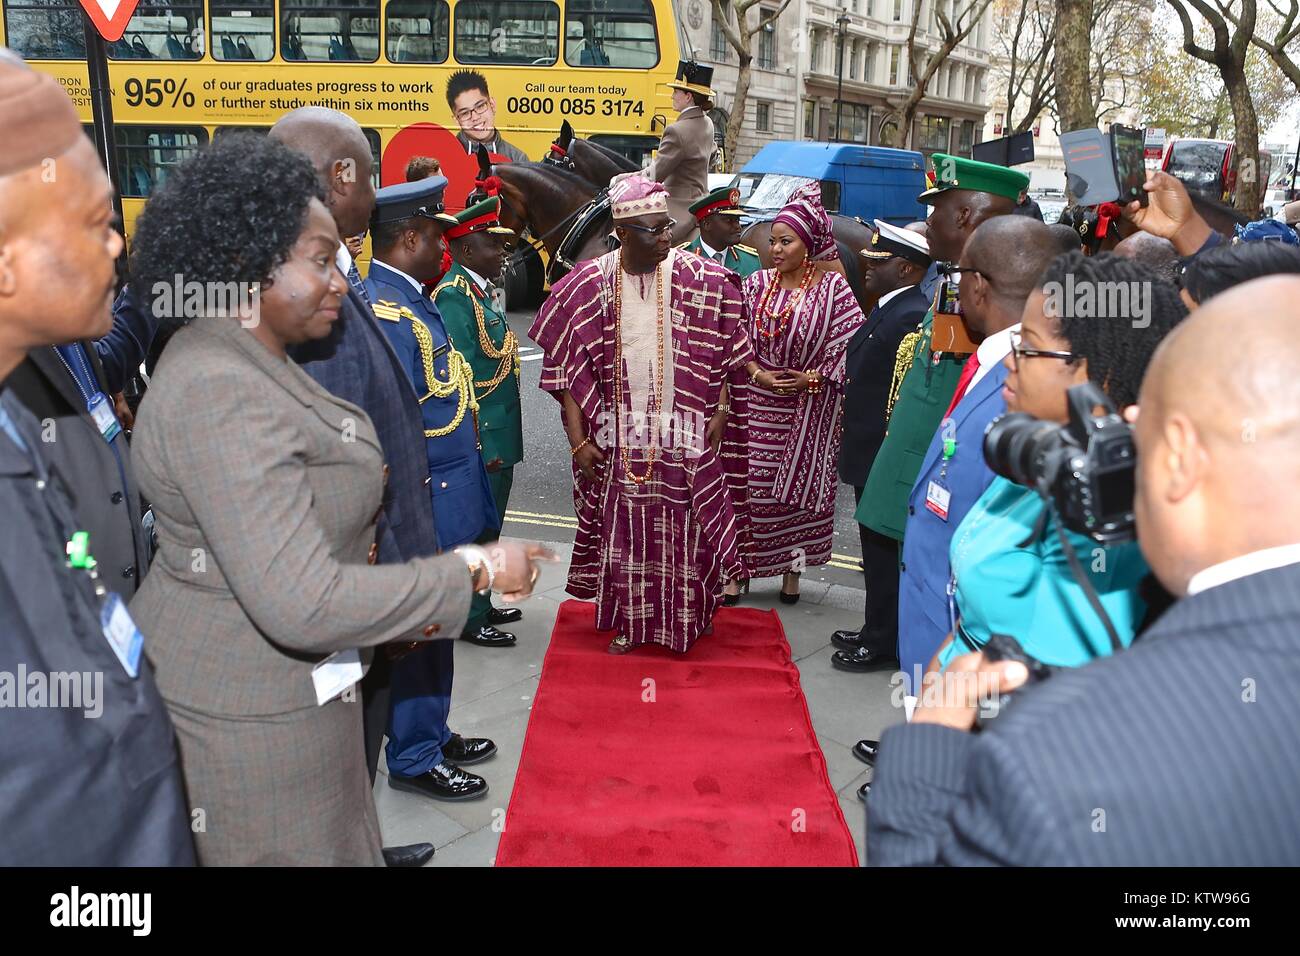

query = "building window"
(115, 126), (208, 199)
(756, 101), (772, 132)
(864, 42), (877, 83)
(889, 45), (900, 85)
(829, 102), (870, 143)
(757, 12), (776, 69)
(847, 39), (857, 80)
(281, 0), (380, 61)
(3, 0), (86, 58)
(387, 0), (450, 63)
(106, 1), (202, 59)
(565, 0), (658, 68)
(710, 12), (729, 60)
(892, 0), (902, 21)
(812, 29), (824, 73)
(918, 114), (951, 153)
(879, 116), (899, 146)
(956, 119), (975, 158)
(454, 0), (560, 65)
(212, 0), (274, 60)
(803, 100), (816, 138)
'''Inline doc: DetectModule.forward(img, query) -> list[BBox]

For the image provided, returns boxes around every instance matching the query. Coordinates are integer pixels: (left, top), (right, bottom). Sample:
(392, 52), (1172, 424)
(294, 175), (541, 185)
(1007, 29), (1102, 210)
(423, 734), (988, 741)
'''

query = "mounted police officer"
(678, 185), (761, 278)
(364, 177), (501, 802)
(435, 195), (525, 648)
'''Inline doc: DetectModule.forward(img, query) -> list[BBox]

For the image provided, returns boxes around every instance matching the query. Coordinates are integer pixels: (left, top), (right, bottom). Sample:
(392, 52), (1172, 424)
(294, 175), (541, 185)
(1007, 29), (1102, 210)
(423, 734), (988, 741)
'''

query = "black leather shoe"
(857, 780), (872, 802)
(487, 606), (523, 626)
(831, 645), (899, 672)
(388, 761), (489, 801)
(383, 843), (435, 867)
(443, 733), (497, 765)
(831, 628), (864, 651)
(461, 624), (517, 647)
(852, 739), (880, 766)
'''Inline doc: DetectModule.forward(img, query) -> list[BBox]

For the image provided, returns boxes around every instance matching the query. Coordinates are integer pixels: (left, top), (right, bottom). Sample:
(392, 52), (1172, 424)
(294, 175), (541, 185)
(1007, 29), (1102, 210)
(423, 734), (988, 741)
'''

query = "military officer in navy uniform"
(435, 195), (524, 647)
(678, 185), (761, 278)
(365, 178), (502, 801)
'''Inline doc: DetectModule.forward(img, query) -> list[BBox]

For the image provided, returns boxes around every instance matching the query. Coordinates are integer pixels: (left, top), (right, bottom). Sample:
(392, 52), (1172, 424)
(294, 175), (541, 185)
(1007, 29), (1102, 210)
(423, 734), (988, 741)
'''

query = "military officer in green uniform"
(678, 185), (761, 277)
(838, 154), (1028, 674)
(435, 195), (525, 647)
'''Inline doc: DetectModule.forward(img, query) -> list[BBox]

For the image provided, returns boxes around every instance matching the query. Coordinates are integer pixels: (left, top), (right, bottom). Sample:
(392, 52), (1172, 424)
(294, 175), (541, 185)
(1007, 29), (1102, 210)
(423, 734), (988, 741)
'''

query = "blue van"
(731, 142), (928, 226)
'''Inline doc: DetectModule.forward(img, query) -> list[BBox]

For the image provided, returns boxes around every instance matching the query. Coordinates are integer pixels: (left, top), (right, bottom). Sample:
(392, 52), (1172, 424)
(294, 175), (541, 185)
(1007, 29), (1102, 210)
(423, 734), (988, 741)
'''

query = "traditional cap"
(918, 152), (1031, 204)
(609, 174), (669, 220)
(1233, 218), (1300, 246)
(445, 195), (515, 239)
(0, 56), (82, 175)
(666, 59), (715, 98)
(773, 180), (837, 261)
(860, 219), (932, 267)
(689, 185), (744, 220)
(371, 176), (451, 227)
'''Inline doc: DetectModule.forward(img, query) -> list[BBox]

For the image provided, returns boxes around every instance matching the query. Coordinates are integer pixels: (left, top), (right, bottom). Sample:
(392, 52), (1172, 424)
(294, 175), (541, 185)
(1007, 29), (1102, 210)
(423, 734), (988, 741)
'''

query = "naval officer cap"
(860, 219), (932, 267)
(371, 176), (453, 227)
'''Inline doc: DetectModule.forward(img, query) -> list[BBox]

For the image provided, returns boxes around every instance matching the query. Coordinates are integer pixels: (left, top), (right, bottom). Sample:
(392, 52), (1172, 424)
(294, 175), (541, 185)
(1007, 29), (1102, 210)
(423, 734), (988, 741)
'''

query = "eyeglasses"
(1009, 329), (1077, 369)
(619, 218), (676, 238)
(453, 98), (492, 122)
(943, 265), (993, 284)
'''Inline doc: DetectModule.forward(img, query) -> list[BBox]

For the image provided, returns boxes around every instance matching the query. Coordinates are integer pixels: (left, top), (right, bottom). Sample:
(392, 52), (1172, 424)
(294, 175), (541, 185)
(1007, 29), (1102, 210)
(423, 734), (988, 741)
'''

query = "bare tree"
(993, 0), (1058, 134)
(1229, 0), (1300, 92)
(1088, 0), (1153, 124)
(885, 0), (995, 149)
(1166, 0), (1263, 212)
(711, 0), (796, 171)
(1056, 0), (1096, 130)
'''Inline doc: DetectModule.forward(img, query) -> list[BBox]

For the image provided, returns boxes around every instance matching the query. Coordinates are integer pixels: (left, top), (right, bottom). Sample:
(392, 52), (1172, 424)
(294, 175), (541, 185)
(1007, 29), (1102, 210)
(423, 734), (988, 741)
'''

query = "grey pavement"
(373, 308), (898, 866)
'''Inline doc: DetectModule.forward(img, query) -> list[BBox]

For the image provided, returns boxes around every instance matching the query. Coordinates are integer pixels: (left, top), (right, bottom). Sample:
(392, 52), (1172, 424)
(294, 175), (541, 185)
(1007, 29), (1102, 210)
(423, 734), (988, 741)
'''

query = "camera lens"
(984, 414), (1064, 487)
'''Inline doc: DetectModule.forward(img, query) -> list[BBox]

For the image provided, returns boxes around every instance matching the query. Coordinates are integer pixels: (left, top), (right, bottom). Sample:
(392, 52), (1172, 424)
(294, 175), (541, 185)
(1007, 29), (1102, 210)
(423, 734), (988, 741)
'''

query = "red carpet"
(496, 600), (858, 866)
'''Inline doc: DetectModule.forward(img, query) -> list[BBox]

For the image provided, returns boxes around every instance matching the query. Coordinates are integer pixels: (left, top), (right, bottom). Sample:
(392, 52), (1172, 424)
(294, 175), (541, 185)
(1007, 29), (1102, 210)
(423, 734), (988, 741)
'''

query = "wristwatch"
(454, 545), (495, 595)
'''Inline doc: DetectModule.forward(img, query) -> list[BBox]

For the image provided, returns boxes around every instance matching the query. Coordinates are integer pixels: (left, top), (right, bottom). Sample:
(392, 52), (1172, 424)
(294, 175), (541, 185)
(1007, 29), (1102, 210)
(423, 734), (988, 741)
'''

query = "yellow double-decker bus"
(3, 0), (681, 296)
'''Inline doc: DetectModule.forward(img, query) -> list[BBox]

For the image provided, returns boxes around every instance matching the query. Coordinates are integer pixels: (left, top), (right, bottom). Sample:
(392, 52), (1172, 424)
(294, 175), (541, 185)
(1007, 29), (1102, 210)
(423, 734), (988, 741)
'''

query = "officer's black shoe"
(831, 646), (899, 672)
(831, 628), (864, 651)
(461, 624), (517, 647)
(443, 733), (497, 765)
(852, 739), (880, 766)
(382, 843), (435, 868)
(487, 606), (523, 626)
(388, 762), (489, 802)
(857, 779), (872, 802)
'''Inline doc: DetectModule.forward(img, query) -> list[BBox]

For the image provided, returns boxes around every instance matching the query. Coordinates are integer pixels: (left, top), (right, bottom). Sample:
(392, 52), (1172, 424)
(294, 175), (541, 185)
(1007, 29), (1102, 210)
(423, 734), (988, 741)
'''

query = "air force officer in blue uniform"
(897, 217), (1061, 690)
(364, 178), (501, 801)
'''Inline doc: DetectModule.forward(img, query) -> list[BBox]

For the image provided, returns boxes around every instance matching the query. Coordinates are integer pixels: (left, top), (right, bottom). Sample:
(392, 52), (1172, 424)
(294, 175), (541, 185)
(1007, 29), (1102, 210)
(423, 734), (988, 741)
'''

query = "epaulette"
(432, 274), (472, 299)
(372, 299), (403, 323)
(675, 240), (694, 250)
(734, 243), (758, 255)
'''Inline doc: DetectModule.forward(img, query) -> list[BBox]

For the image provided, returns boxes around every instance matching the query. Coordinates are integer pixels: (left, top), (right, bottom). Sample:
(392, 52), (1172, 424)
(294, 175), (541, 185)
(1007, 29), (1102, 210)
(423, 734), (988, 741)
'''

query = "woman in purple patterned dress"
(730, 185), (865, 603)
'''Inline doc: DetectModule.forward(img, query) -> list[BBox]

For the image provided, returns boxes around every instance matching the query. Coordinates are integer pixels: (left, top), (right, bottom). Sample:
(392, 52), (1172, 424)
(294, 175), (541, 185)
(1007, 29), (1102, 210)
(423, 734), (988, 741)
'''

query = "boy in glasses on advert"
(447, 70), (528, 164)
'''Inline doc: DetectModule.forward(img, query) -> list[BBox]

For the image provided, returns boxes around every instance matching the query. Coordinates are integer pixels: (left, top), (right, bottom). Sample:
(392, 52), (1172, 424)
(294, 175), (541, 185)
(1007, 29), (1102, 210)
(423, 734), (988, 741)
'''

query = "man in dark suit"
(868, 276), (1300, 865)
(271, 106), (441, 868)
(831, 220), (932, 681)
(0, 55), (193, 865)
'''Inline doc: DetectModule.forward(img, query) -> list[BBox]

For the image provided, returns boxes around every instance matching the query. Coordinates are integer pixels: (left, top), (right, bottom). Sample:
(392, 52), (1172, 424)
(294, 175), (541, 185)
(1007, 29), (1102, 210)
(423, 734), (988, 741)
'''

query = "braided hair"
(1178, 241), (1300, 305)
(1039, 251), (1188, 407)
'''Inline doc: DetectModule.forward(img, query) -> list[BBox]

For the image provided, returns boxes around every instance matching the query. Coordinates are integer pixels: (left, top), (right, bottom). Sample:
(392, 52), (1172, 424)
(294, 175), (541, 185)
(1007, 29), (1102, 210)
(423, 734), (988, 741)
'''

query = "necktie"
(346, 260), (371, 307)
(715, 250), (725, 264)
(942, 352), (981, 420)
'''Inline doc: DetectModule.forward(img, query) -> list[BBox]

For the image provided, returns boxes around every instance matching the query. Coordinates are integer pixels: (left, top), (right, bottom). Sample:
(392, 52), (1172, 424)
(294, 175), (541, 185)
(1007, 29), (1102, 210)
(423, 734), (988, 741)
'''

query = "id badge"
(311, 649), (364, 706)
(86, 392), (122, 443)
(101, 592), (143, 678)
(925, 480), (951, 521)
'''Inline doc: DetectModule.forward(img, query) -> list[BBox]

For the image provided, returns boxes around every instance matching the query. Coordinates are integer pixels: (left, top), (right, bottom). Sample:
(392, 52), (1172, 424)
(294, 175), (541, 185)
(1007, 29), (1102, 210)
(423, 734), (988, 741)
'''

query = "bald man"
(867, 276), (1300, 865)
(0, 57), (193, 864)
(1114, 230), (1179, 285)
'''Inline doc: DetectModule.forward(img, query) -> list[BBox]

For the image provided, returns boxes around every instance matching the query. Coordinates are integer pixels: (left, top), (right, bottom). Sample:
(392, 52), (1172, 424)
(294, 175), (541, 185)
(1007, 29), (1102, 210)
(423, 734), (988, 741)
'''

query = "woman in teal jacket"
(934, 252), (1188, 671)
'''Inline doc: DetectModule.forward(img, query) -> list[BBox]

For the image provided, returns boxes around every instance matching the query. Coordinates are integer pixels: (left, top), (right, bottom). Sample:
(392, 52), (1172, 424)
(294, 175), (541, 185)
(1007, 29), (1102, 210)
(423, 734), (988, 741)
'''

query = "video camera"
(982, 382), (1137, 544)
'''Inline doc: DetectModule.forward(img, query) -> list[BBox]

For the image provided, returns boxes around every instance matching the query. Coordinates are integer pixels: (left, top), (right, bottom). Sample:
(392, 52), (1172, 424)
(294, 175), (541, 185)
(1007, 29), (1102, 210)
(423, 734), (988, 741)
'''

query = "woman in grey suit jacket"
(125, 135), (542, 865)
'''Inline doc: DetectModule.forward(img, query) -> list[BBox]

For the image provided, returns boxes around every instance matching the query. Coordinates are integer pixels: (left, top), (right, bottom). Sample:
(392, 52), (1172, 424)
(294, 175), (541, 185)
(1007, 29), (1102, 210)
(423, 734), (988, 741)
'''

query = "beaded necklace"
(756, 262), (817, 338)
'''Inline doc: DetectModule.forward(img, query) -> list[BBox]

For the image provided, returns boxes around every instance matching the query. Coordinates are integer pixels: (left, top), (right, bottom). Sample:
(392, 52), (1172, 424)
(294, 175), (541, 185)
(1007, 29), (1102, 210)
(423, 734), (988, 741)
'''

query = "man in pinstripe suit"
(868, 277), (1300, 866)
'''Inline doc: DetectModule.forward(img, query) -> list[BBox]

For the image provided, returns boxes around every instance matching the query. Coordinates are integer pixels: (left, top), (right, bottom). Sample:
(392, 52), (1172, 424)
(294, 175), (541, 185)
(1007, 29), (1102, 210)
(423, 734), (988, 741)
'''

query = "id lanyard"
(55, 345), (121, 444)
(67, 530), (143, 679)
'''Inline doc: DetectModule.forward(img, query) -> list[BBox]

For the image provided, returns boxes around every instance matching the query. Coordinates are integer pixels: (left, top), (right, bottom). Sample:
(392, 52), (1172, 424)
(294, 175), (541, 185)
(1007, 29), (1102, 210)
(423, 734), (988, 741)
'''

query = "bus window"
(386, 0), (449, 63)
(2, 0), (86, 59)
(589, 133), (657, 169)
(362, 127), (381, 188)
(564, 0), (658, 69)
(211, 0), (274, 61)
(115, 126), (208, 199)
(1165, 141), (1228, 200)
(454, 0), (559, 66)
(214, 125), (269, 137)
(107, 0), (203, 59)
(281, 0), (379, 62)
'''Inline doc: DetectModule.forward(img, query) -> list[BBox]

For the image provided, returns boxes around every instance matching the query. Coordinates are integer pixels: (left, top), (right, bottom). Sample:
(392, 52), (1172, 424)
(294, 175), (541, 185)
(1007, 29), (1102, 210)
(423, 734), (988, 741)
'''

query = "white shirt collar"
(1186, 544), (1300, 596)
(968, 323), (1019, 390)
(697, 238), (721, 259)
(875, 284), (917, 310)
(335, 242), (352, 274)
(462, 265), (489, 291)
(370, 257), (425, 297)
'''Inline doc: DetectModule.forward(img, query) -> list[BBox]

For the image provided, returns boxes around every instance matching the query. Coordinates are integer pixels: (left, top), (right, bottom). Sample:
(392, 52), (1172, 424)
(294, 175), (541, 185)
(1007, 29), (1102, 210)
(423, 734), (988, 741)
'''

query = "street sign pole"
(81, 16), (125, 236)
